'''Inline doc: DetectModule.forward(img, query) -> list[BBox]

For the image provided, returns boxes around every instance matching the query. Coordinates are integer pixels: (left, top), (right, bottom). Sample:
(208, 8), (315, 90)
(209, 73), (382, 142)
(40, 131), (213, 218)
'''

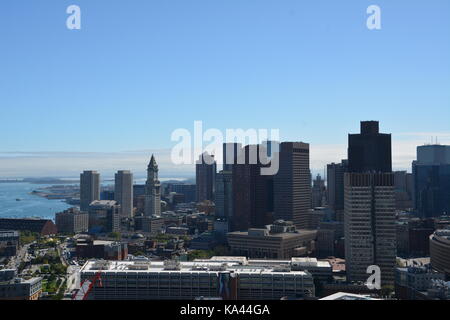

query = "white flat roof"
(80, 260), (311, 276)
(320, 292), (380, 300)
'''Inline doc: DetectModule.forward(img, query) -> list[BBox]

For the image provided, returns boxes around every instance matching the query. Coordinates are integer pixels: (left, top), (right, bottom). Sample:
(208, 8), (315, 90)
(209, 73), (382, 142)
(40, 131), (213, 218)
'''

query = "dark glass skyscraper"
(196, 152), (217, 202)
(413, 144), (450, 218)
(231, 144), (273, 231)
(327, 160), (348, 215)
(348, 121), (392, 173)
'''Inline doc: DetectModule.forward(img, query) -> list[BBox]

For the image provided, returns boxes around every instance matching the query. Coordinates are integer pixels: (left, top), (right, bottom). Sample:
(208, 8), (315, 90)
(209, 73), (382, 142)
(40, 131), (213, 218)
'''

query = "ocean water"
(0, 182), (72, 221)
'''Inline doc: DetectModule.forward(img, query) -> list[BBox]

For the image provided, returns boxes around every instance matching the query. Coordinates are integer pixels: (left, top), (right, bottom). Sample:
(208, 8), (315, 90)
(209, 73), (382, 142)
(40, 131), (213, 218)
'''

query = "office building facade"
(344, 121), (396, 286)
(413, 145), (450, 218)
(327, 160), (348, 217)
(115, 170), (134, 218)
(88, 200), (120, 234)
(196, 152), (217, 203)
(274, 142), (311, 229)
(55, 207), (89, 234)
(80, 258), (315, 300)
(80, 170), (100, 211)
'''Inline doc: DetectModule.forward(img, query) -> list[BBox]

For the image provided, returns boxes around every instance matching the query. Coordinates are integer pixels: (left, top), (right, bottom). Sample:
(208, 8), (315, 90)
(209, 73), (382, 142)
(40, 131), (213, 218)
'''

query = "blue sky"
(1, 0), (450, 177)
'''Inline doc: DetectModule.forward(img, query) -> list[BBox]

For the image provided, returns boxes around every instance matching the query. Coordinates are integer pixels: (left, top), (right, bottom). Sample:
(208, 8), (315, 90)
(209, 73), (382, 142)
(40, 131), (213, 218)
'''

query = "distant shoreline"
(0, 177), (194, 184)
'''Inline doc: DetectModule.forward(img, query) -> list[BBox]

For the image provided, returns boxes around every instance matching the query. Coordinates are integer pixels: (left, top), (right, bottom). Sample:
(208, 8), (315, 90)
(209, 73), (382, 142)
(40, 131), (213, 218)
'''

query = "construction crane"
(72, 271), (102, 300)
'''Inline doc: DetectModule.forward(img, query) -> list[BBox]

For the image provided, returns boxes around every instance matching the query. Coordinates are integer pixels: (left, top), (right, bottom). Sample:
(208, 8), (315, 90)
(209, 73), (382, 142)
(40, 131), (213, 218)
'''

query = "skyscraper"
(114, 170), (134, 218)
(80, 170), (100, 212)
(231, 144), (273, 231)
(273, 142), (311, 229)
(413, 144), (450, 218)
(348, 121), (392, 173)
(144, 155), (161, 217)
(344, 121), (396, 286)
(344, 172), (396, 285)
(312, 174), (326, 208)
(196, 152), (217, 203)
(215, 170), (233, 219)
(327, 160), (348, 220)
(223, 142), (243, 171)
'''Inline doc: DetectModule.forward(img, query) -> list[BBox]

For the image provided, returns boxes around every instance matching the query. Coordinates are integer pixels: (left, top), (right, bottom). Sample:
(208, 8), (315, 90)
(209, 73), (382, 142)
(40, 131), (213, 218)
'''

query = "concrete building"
(88, 200), (120, 234)
(430, 229), (450, 279)
(274, 142), (311, 229)
(0, 269), (42, 300)
(395, 265), (445, 300)
(55, 207), (89, 234)
(396, 218), (434, 257)
(305, 207), (327, 230)
(79, 258), (315, 300)
(76, 238), (128, 260)
(80, 170), (100, 212)
(0, 231), (19, 257)
(134, 216), (164, 235)
(227, 220), (316, 259)
(312, 174), (326, 208)
(196, 152), (216, 202)
(144, 155), (161, 217)
(344, 122), (396, 286)
(344, 172), (397, 285)
(115, 170), (134, 218)
(195, 256), (332, 282)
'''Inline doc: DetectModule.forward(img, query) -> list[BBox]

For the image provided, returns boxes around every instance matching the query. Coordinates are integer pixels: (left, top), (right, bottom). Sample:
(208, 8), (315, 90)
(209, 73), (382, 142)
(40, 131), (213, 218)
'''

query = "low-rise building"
(430, 229), (450, 279)
(134, 216), (164, 235)
(88, 200), (120, 234)
(227, 220), (316, 259)
(0, 218), (57, 235)
(76, 238), (128, 260)
(166, 226), (189, 236)
(79, 258), (315, 300)
(395, 265), (445, 300)
(0, 269), (42, 300)
(55, 207), (89, 234)
(0, 231), (19, 257)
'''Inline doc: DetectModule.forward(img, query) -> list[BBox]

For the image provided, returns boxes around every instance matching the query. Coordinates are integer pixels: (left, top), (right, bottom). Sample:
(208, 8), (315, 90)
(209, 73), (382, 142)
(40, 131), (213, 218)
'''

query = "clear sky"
(1, 0), (450, 178)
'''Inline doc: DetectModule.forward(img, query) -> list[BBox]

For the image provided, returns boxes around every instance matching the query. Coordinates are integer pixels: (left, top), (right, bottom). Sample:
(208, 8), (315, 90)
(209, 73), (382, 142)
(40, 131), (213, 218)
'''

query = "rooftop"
(320, 292), (380, 301)
(80, 259), (312, 276)
(89, 200), (118, 208)
(228, 229), (316, 239)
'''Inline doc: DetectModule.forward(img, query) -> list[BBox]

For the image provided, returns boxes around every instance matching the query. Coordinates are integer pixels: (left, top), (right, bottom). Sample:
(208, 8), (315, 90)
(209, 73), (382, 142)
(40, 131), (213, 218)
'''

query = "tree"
(381, 285), (394, 298)
(187, 250), (214, 261)
(108, 232), (122, 240)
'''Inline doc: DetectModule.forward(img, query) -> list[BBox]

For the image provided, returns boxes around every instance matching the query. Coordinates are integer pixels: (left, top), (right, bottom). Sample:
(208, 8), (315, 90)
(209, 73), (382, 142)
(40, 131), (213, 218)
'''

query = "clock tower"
(144, 154), (161, 217)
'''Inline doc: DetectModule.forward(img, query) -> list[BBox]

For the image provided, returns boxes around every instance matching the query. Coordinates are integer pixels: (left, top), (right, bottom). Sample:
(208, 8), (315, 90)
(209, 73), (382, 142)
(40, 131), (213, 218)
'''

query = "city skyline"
(1, 129), (450, 178)
(1, 0), (450, 178)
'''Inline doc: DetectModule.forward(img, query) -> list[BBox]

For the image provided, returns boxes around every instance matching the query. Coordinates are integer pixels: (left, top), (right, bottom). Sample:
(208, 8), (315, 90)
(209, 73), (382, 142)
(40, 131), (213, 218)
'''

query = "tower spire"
(148, 154), (158, 169)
